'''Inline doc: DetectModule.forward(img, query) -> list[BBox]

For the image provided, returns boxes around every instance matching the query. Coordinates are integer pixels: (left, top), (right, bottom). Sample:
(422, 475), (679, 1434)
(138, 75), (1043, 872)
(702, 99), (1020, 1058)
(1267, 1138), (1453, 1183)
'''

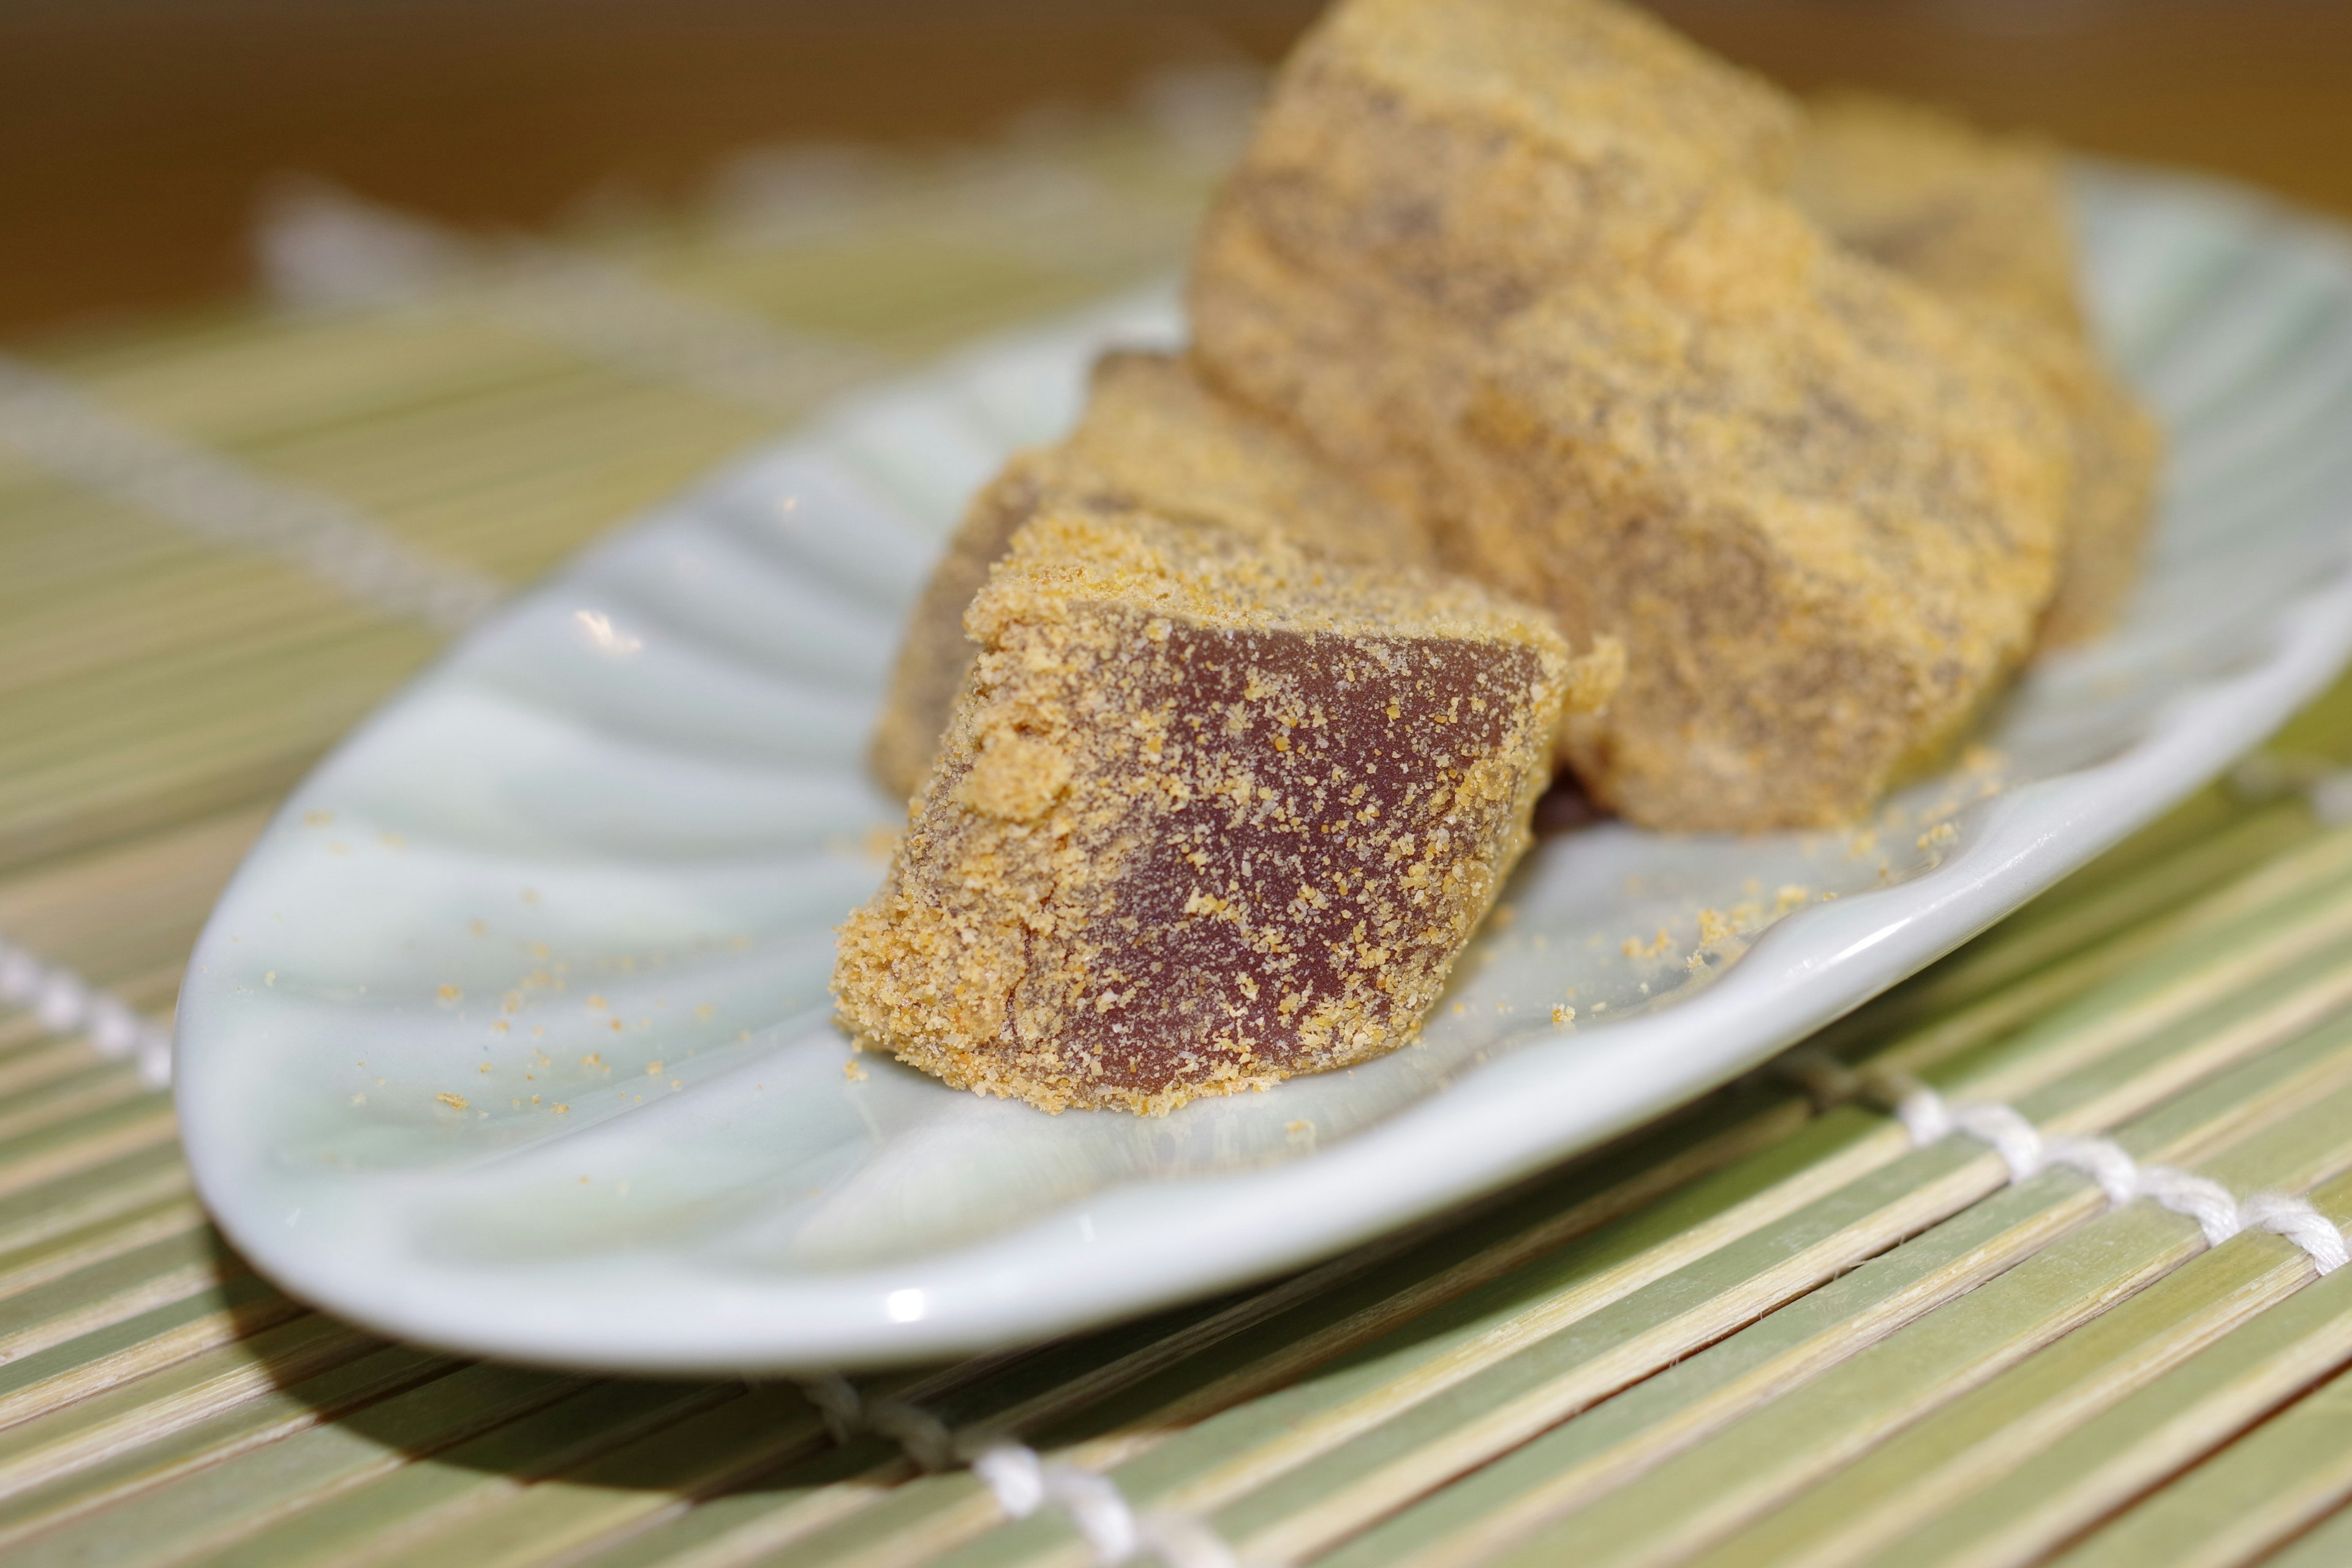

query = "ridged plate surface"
(178, 168), (2352, 1370)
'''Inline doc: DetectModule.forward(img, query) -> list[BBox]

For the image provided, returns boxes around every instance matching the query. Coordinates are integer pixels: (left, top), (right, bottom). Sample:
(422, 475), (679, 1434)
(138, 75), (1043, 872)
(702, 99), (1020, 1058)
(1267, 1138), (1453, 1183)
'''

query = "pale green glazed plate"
(178, 168), (2352, 1371)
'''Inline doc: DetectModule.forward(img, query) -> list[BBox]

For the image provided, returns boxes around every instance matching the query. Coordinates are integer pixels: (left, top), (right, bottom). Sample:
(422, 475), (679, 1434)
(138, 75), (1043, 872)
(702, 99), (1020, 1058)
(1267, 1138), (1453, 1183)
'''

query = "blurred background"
(7, 0), (2352, 341)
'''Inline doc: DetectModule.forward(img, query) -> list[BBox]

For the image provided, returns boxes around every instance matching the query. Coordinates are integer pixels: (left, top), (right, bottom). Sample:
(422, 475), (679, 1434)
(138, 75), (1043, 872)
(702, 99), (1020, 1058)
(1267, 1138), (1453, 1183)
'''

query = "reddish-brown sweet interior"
(1000, 617), (1543, 1095)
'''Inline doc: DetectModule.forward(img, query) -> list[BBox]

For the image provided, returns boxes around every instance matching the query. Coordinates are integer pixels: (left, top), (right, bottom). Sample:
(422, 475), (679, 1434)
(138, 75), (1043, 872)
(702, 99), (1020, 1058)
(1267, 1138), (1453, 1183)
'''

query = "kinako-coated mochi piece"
(1186, 0), (2076, 831)
(1789, 95), (2084, 341)
(1790, 93), (2163, 649)
(867, 351), (1438, 803)
(833, 507), (1602, 1115)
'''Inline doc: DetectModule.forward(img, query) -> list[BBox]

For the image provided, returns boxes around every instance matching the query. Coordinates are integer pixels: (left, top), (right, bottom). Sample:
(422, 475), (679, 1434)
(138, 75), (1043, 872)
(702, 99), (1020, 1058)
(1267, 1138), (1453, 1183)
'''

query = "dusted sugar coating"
(1792, 93), (2163, 648)
(1790, 95), (2085, 342)
(835, 509), (1594, 1115)
(1188, 0), (2075, 830)
(2030, 354), (2162, 647)
(869, 453), (1057, 805)
(868, 351), (1435, 802)
(1197, 0), (1803, 336)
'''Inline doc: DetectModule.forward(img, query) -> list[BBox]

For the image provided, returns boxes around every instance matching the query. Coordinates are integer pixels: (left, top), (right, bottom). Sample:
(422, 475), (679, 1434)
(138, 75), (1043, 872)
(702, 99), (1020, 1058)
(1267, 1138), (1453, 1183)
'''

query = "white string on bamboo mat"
(801, 1374), (1236, 1568)
(2230, 750), (2352, 827)
(0, 356), (501, 634)
(2320, 774), (2352, 828)
(1776, 1048), (2348, 1273)
(0, 935), (173, 1087)
(255, 182), (894, 418)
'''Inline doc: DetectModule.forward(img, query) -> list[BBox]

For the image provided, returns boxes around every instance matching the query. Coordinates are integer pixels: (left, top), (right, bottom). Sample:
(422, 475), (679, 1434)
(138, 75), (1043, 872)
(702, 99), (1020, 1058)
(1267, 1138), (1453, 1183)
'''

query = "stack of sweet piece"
(834, 0), (2160, 1115)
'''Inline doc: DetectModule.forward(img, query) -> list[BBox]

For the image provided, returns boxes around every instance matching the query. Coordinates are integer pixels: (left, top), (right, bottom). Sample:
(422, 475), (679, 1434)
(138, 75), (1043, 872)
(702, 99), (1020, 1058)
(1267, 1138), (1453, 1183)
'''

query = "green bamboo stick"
(1681, 1189), (2352, 1567)
(45, 316), (594, 454)
(2238, 1440), (2352, 1568)
(0, 565), (396, 706)
(0, 1272), (305, 1439)
(1484, 1076), (2352, 1568)
(0, 804), (264, 921)
(1, 895), (232, 994)
(2010, 785), (2252, 897)
(241, 359), (771, 503)
(0, 630), (432, 875)
(111, 964), (187, 1014)
(1852, 1218), (2352, 1566)
(0, 506), (216, 607)
(0, 650), (419, 804)
(1298, 1016), (2352, 1568)
(0, 615), (429, 773)
(0, 1014), (69, 1055)
(3, 1366), (685, 1568)
(1822, 804), (2320, 1050)
(234, 401), (755, 567)
(0, 1145), (192, 1262)
(0, 1197), (209, 1302)
(355, 1389), (853, 1568)
(0, 1345), (450, 1547)
(178, 1379), (743, 1568)
(0, 1065), (149, 1147)
(0, 1045), (114, 1104)
(0, 1224), (240, 1357)
(0, 1313), (377, 1509)
(0, 1098), (178, 1205)
(0, 810), (265, 963)
(0, 1354), (541, 1566)
(1823, 832), (2352, 1091)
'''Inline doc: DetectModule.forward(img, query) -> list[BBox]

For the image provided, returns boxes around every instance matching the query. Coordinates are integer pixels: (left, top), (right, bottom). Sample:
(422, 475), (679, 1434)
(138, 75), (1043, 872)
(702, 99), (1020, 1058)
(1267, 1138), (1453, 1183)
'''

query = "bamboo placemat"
(6, 76), (2352, 1567)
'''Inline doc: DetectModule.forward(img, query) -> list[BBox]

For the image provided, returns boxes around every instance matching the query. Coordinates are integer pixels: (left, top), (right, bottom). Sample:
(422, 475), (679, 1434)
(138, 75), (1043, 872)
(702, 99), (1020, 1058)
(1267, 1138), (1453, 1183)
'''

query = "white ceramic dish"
(178, 167), (2352, 1372)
